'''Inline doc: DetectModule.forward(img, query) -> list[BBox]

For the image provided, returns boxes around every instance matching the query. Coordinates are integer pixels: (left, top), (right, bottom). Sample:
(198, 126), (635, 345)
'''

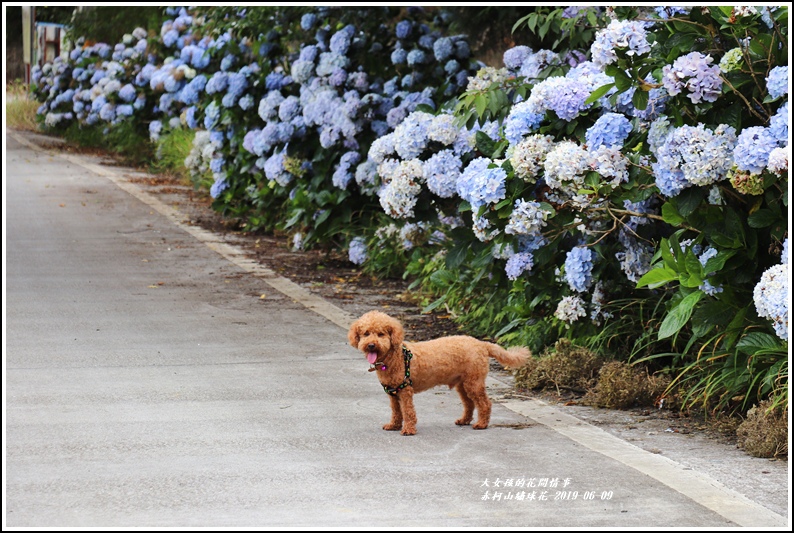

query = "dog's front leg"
(397, 389), (417, 436)
(383, 394), (403, 431)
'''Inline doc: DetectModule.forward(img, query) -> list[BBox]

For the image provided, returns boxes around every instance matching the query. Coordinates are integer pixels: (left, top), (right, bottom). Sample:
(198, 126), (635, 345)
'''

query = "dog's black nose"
(367, 343), (376, 351)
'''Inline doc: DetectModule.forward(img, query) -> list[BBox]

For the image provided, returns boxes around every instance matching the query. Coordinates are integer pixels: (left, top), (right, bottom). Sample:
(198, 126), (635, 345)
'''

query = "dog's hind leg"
(463, 379), (492, 429)
(383, 395), (403, 431)
(454, 383), (475, 426)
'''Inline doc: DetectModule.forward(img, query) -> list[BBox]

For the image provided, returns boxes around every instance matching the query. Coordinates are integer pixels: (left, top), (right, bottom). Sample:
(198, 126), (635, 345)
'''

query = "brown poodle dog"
(348, 310), (530, 435)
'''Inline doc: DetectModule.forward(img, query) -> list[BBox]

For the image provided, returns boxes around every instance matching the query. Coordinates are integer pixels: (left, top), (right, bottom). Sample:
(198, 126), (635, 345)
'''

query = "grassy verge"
(5, 81), (41, 131)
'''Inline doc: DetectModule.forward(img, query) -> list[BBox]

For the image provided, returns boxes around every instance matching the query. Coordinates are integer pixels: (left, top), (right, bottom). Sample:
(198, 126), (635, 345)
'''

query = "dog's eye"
(363, 331), (369, 336)
(377, 332), (386, 337)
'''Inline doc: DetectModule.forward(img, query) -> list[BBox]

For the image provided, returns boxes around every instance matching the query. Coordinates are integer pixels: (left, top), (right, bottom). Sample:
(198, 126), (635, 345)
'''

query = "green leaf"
(748, 209), (779, 228)
(636, 266), (679, 289)
(632, 88), (649, 111)
(585, 83), (616, 105)
(474, 94), (487, 118)
(661, 202), (685, 225)
(475, 130), (498, 158)
(676, 187), (705, 217)
(422, 295), (448, 314)
(445, 243), (469, 270)
(736, 332), (782, 355)
(658, 291), (704, 340)
(702, 250), (737, 275)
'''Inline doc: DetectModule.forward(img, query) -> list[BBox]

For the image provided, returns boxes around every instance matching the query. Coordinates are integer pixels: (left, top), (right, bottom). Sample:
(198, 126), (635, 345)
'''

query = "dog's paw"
(455, 418), (472, 426)
(383, 423), (402, 431)
(472, 422), (488, 430)
(400, 427), (416, 436)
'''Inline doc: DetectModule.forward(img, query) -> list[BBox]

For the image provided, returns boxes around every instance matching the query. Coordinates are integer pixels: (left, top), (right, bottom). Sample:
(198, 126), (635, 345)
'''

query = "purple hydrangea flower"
(662, 52), (722, 104)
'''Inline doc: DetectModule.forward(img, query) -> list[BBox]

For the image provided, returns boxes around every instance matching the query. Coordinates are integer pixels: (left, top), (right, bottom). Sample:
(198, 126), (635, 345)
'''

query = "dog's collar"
(383, 345), (413, 396)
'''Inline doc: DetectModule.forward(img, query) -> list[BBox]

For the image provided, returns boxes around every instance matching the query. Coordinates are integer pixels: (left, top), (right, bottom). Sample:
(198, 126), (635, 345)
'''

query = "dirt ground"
(19, 131), (790, 519)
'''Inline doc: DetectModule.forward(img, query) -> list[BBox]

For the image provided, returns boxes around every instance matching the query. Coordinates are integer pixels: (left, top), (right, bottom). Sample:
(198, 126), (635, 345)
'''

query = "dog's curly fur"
(348, 310), (531, 435)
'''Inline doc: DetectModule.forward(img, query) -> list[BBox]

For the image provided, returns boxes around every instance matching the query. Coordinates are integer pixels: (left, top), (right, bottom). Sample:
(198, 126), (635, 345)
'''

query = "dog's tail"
(486, 343), (531, 369)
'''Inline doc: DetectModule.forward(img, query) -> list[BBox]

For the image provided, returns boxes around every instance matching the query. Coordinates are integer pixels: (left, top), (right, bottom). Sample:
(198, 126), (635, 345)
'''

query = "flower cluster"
(456, 157), (507, 212)
(565, 246), (595, 292)
(650, 122), (737, 196)
(661, 52), (722, 104)
(754, 262), (789, 340)
(590, 19), (652, 67)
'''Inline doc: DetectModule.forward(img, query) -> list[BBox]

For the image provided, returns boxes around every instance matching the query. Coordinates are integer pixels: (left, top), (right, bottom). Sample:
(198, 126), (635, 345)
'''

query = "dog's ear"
(388, 316), (404, 350)
(347, 320), (360, 348)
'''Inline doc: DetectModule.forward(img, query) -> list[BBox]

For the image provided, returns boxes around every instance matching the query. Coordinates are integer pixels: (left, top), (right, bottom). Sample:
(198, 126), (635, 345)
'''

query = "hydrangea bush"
(387, 6), (789, 412)
(31, 6), (788, 413)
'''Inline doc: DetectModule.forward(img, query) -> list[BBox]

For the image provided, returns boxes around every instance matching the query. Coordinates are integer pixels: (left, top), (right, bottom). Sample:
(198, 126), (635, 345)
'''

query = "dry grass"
(736, 401), (788, 458)
(583, 361), (674, 409)
(5, 82), (41, 132)
(514, 338), (603, 393)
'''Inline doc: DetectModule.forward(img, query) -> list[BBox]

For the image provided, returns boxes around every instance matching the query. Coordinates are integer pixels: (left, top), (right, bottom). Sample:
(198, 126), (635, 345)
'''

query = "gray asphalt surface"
(3, 130), (790, 528)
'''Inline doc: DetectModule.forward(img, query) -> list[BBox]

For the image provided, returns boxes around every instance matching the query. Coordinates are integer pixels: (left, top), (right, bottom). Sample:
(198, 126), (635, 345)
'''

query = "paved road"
(4, 131), (789, 528)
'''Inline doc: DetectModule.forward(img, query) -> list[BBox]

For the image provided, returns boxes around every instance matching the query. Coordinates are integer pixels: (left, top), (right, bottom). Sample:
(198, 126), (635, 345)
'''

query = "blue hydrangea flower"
(390, 47), (407, 65)
(505, 252), (534, 280)
(264, 151), (293, 187)
(503, 45), (532, 70)
(290, 60), (314, 84)
(332, 151), (361, 189)
(768, 102), (788, 145)
(423, 149), (461, 198)
(330, 25), (354, 55)
(162, 29), (179, 48)
(433, 37), (454, 61)
(220, 54), (237, 72)
(734, 126), (778, 174)
(585, 113), (633, 150)
(504, 100), (544, 145)
(526, 76), (592, 121)
(299, 45), (318, 63)
(519, 49), (561, 79)
(210, 174), (228, 199)
(149, 120), (162, 141)
(118, 84), (137, 103)
(456, 157), (507, 212)
(393, 111), (433, 159)
(505, 199), (549, 236)
(116, 104), (134, 117)
(652, 123), (736, 193)
(205, 71), (228, 94)
(301, 13), (317, 31)
(616, 230), (654, 283)
(406, 49), (427, 66)
(348, 236), (368, 265)
(565, 246), (595, 293)
(203, 101), (220, 129)
(766, 66), (788, 99)
(238, 94), (254, 110)
(185, 106), (198, 129)
(396, 20), (412, 39)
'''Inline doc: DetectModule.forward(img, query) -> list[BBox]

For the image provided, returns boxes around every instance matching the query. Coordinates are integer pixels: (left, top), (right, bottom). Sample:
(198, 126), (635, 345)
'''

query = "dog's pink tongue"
(367, 352), (378, 364)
